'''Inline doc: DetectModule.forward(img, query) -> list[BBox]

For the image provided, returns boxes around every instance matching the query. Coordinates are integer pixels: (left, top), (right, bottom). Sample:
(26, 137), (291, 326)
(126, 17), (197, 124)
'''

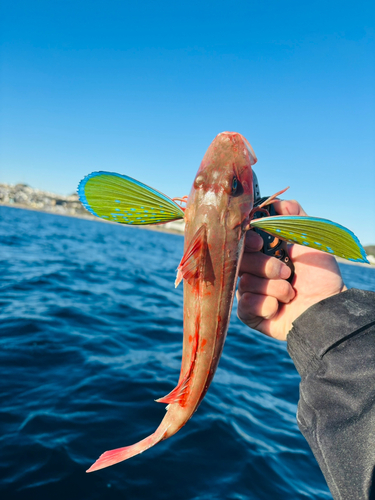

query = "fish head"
(185, 131), (257, 232)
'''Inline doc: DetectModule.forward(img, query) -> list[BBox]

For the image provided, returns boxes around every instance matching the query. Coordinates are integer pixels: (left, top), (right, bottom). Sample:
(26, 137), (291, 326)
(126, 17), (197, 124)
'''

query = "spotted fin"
(250, 216), (369, 263)
(77, 171), (185, 225)
(175, 225), (207, 287)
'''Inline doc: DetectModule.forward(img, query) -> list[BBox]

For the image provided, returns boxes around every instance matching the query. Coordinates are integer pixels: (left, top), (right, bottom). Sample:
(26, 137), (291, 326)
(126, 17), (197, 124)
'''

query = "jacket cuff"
(287, 288), (375, 377)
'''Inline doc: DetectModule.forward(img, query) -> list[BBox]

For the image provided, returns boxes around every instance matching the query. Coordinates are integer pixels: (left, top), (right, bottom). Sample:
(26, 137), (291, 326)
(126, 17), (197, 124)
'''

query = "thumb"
(272, 199), (308, 216)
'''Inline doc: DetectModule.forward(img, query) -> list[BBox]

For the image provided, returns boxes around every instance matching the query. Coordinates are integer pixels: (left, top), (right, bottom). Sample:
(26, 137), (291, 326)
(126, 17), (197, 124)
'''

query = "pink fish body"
(87, 131), (257, 472)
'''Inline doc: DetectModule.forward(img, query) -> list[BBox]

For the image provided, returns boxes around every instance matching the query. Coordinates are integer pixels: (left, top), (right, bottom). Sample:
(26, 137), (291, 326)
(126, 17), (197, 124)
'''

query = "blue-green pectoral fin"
(77, 172), (185, 225)
(250, 216), (369, 263)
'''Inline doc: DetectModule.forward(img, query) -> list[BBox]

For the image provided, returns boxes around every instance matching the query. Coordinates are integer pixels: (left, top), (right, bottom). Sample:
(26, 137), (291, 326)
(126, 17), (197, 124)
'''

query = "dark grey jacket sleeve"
(287, 288), (375, 500)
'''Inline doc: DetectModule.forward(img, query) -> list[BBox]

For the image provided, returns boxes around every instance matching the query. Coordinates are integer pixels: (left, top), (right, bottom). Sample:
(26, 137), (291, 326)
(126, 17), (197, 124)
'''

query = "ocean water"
(1, 205), (375, 500)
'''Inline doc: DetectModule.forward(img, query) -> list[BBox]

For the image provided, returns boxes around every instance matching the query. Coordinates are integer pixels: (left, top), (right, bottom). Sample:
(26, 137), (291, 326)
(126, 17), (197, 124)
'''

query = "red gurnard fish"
(86, 132), (258, 471)
(78, 132), (368, 472)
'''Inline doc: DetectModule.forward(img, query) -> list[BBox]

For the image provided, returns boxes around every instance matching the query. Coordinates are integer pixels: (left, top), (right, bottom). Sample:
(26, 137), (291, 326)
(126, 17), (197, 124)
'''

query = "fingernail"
(280, 265), (291, 279)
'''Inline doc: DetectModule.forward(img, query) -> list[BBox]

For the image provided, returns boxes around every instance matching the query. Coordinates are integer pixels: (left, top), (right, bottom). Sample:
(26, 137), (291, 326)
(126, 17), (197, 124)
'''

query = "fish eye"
(194, 173), (206, 189)
(231, 177), (238, 194)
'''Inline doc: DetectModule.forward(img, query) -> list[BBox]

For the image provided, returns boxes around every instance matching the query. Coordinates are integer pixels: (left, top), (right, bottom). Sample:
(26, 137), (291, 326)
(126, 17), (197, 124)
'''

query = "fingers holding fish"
(239, 250), (291, 280)
(238, 274), (295, 304)
(237, 227), (296, 338)
(237, 292), (279, 325)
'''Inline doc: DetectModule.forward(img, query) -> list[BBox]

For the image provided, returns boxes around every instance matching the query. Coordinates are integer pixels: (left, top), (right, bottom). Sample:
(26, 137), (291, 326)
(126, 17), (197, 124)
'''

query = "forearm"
(287, 289), (375, 500)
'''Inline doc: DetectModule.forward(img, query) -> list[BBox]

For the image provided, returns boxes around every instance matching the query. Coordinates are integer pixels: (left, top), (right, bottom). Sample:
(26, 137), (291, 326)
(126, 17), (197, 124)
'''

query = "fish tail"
(86, 426), (169, 472)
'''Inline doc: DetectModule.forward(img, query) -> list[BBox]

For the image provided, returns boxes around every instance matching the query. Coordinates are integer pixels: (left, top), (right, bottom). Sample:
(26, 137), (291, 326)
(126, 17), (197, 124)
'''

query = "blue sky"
(1, 0), (374, 244)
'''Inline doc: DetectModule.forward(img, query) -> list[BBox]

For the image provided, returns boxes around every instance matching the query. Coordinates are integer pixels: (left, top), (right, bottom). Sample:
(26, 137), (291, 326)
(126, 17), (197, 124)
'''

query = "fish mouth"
(243, 140), (257, 165)
(217, 131), (258, 166)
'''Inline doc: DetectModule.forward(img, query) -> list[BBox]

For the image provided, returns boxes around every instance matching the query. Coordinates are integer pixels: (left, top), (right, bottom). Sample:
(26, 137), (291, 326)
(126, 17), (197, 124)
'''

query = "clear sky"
(1, 0), (374, 244)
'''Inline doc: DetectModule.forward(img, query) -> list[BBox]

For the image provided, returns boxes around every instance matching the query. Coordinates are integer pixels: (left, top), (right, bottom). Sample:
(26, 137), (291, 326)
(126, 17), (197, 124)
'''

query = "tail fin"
(86, 426), (169, 472)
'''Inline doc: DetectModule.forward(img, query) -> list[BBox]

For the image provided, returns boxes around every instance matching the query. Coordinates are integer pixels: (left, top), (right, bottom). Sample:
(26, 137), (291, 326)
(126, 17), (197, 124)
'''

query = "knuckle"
(289, 199), (306, 216)
(239, 291), (257, 314)
(237, 292), (252, 320)
(238, 273), (251, 293)
(240, 291), (253, 305)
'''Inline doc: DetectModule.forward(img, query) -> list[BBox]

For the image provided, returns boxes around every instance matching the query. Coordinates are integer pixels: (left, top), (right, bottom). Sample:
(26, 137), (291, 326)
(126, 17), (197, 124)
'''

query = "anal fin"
(155, 372), (190, 405)
(156, 332), (199, 406)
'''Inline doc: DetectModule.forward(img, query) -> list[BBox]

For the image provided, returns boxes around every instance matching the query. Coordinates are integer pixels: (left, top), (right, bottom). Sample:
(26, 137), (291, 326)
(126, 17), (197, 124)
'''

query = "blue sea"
(1, 205), (375, 500)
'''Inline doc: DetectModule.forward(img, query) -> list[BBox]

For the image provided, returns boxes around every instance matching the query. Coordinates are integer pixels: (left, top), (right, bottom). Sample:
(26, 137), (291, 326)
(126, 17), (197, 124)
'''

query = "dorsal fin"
(175, 225), (207, 288)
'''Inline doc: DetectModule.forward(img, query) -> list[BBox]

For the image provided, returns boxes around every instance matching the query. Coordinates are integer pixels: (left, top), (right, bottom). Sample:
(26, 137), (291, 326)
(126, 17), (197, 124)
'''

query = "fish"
(77, 131), (368, 472)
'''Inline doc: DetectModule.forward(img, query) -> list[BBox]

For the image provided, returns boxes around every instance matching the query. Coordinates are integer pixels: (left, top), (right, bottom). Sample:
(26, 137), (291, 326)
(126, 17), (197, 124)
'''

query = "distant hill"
(364, 246), (375, 258)
(0, 183), (87, 217)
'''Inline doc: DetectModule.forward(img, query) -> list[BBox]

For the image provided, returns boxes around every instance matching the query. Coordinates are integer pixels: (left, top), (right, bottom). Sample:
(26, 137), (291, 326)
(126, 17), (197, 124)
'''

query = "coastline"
(2, 202), (374, 267)
(0, 202), (185, 235)
(335, 257), (375, 268)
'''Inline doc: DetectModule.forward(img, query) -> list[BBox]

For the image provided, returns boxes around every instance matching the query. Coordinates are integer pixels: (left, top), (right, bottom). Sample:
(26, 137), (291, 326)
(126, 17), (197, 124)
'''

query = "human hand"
(237, 200), (347, 340)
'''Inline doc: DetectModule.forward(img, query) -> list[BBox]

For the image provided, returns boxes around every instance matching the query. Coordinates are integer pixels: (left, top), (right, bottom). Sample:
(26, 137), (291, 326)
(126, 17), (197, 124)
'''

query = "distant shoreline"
(2, 202), (374, 268)
(335, 257), (375, 268)
(0, 202), (185, 235)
